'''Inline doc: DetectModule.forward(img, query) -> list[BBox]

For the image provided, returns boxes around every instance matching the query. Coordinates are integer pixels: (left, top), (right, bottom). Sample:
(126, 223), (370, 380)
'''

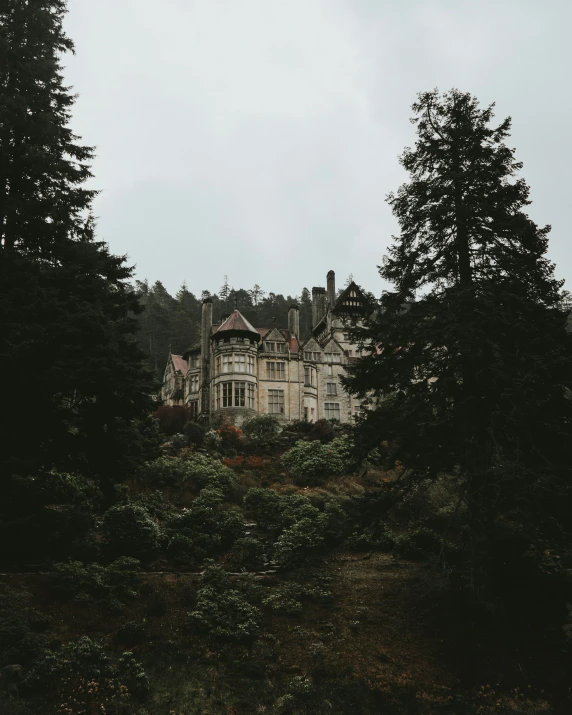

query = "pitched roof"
(171, 355), (188, 374)
(214, 310), (260, 337)
(257, 327), (299, 353)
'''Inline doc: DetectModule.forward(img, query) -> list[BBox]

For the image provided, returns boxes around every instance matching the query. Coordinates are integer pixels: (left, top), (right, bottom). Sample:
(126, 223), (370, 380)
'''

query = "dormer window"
(190, 354), (199, 369)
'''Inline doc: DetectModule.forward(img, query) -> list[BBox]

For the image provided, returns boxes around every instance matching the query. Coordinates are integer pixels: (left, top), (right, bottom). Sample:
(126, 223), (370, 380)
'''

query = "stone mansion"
(159, 270), (371, 426)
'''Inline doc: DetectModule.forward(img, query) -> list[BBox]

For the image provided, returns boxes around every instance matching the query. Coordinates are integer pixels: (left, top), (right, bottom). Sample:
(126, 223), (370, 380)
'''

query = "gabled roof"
(332, 281), (371, 315)
(171, 355), (188, 374)
(257, 327), (299, 353)
(214, 310), (259, 338)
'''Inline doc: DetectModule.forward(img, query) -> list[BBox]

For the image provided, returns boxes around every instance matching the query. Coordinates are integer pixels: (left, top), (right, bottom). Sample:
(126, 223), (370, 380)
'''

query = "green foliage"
(187, 565), (261, 642)
(229, 536), (266, 570)
(52, 557), (140, 607)
(134, 490), (178, 521)
(139, 453), (234, 493)
(242, 414), (281, 443)
(116, 620), (146, 647)
(100, 503), (160, 557)
(281, 436), (357, 485)
(347, 521), (396, 552)
(392, 527), (445, 560)
(183, 420), (206, 447)
(13, 471), (102, 510)
(26, 636), (150, 706)
(343, 88), (572, 593)
(0, 587), (51, 668)
(166, 488), (244, 563)
(263, 578), (333, 616)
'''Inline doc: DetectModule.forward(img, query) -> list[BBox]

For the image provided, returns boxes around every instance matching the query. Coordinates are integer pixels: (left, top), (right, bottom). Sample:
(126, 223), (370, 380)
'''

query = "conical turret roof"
(213, 310), (260, 339)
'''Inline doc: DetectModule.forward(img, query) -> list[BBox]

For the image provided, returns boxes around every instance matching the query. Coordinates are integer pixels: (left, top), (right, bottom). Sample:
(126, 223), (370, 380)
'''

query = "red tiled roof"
(171, 355), (188, 374)
(215, 310), (259, 336)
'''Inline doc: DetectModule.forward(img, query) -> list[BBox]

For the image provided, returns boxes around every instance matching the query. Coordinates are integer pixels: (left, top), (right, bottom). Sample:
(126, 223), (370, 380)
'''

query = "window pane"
(235, 382), (245, 407)
(247, 383), (255, 408)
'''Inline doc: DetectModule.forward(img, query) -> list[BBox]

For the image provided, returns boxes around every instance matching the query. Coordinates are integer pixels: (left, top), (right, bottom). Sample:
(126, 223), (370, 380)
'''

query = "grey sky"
(63, 0), (572, 299)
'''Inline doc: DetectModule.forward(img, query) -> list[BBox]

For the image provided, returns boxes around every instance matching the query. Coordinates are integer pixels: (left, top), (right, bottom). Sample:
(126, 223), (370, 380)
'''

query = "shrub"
(152, 405), (189, 435)
(242, 414), (281, 443)
(135, 490), (177, 520)
(223, 455), (245, 469)
(13, 470), (102, 510)
(52, 557), (140, 607)
(243, 488), (285, 531)
(116, 620), (146, 646)
(347, 521), (396, 552)
(165, 488), (244, 563)
(139, 453), (235, 493)
(100, 503), (160, 557)
(183, 420), (206, 447)
(187, 565), (261, 641)
(203, 429), (222, 452)
(308, 418), (337, 443)
(392, 527), (443, 560)
(229, 536), (266, 570)
(217, 422), (243, 452)
(281, 435), (357, 485)
(26, 636), (150, 707)
(0, 587), (51, 668)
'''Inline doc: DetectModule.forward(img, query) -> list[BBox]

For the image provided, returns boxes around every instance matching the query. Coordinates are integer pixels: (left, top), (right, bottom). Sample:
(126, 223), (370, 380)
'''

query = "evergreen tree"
(344, 89), (572, 596)
(0, 1), (155, 484)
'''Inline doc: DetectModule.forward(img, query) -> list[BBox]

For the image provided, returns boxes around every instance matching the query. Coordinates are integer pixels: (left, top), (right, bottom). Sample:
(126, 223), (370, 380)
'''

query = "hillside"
(1, 417), (569, 714)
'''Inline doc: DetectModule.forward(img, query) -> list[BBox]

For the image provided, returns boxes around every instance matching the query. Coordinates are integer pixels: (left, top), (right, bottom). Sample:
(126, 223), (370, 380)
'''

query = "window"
(235, 354), (246, 372)
(304, 366), (311, 386)
(326, 382), (337, 395)
(190, 374), (199, 392)
(327, 365), (333, 376)
(265, 342), (275, 352)
(352, 405), (362, 422)
(216, 383), (221, 409)
(222, 354), (232, 373)
(268, 389), (284, 414)
(304, 407), (309, 421)
(230, 337), (237, 344)
(324, 402), (340, 420)
(247, 355), (255, 374)
(190, 354), (199, 369)
(325, 353), (341, 364)
(234, 382), (245, 407)
(189, 401), (198, 419)
(276, 342), (286, 353)
(266, 361), (275, 379)
(276, 362), (285, 379)
(215, 356), (221, 375)
(304, 351), (321, 361)
(222, 382), (232, 407)
(247, 383), (255, 408)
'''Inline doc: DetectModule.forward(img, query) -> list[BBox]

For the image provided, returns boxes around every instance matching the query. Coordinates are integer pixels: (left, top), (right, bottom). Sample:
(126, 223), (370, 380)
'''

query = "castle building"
(159, 270), (371, 425)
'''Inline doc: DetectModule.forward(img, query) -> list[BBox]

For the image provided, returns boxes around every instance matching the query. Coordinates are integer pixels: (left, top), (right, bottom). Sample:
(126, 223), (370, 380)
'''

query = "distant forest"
(133, 276), (359, 381)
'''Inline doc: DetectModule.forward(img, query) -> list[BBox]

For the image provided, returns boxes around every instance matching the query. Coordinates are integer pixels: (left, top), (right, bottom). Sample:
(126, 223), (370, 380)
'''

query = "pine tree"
(344, 89), (572, 596)
(0, 2), (156, 484)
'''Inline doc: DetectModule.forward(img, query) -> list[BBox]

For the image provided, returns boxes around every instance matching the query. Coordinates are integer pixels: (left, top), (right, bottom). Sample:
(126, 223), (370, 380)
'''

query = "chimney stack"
(200, 297), (212, 417)
(312, 287), (326, 328)
(288, 304), (300, 337)
(327, 270), (336, 308)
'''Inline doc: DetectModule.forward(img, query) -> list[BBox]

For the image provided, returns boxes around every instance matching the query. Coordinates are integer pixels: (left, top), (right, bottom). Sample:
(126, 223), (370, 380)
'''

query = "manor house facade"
(159, 271), (370, 425)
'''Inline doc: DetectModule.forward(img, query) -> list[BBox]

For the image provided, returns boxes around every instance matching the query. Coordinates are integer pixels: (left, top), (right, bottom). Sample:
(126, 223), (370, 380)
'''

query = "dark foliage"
(343, 88), (572, 598)
(152, 405), (190, 436)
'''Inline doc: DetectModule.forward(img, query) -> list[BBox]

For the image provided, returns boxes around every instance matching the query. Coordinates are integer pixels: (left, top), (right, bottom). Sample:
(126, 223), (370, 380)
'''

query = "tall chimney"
(327, 270), (336, 307)
(200, 297), (212, 418)
(288, 304), (300, 337)
(312, 287), (326, 328)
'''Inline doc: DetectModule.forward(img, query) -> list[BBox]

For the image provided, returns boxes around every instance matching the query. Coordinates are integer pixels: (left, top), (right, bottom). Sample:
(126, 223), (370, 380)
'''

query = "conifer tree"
(344, 89), (572, 595)
(0, 1), (155, 482)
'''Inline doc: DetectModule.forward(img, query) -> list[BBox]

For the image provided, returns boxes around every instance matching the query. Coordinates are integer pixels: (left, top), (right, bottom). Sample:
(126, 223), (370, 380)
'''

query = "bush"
(100, 503), (160, 557)
(229, 536), (266, 570)
(12, 470), (102, 510)
(165, 488), (244, 563)
(203, 428), (223, 452)
(152, 405), (189, 435)
(138, 453), (235, 492)
(242, 414), (281, 443)
(0, 587), (51, 668)
(52, 557), (140, 607)
(116, 620), (146, 646)
(347, 521), (396, 552)
(187, 565), (261, 642)
(135, 490), (177, 520)
(183, 420), (206, 447)
(281, 436), (357, 485)
(308, 418), (336, 443)
(26, 636), (150, 707)
(392, 527), (443, 560)
(216, 422), (243, 452)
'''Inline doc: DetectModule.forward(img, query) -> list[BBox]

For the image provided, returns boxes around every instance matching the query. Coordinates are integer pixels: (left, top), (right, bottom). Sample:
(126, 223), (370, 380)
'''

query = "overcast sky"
(63, 0), (571, 299)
